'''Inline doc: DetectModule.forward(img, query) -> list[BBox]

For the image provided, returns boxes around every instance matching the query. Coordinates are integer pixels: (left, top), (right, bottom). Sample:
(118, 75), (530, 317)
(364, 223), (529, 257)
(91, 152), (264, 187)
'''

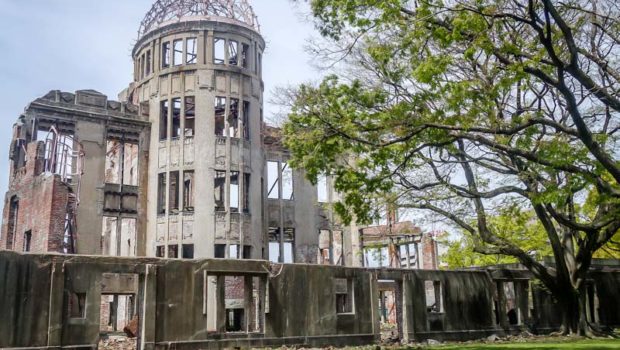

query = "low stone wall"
(0, 251), (618, 349)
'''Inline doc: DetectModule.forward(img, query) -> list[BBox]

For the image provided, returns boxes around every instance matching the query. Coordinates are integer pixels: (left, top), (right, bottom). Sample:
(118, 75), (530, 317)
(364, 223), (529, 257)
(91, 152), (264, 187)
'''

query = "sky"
(0, 0), (319, 197)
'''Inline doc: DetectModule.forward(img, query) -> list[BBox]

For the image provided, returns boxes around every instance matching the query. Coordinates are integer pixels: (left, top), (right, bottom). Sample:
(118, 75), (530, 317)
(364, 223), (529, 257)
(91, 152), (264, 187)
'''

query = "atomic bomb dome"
(138, 0), (260, 39)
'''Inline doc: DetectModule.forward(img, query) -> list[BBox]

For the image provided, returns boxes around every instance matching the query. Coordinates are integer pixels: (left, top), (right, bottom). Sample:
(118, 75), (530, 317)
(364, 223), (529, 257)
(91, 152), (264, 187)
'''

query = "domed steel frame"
(138, 0), (260, 39)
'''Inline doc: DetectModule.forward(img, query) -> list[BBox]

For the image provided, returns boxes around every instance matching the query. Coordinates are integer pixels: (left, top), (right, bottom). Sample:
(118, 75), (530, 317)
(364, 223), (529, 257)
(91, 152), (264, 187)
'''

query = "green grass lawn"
(433, 339), (620, 350)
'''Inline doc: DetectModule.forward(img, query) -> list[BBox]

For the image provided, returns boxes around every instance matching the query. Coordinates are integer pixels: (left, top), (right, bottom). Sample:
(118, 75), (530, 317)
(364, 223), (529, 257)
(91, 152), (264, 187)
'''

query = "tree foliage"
(284, 0), (620, 335)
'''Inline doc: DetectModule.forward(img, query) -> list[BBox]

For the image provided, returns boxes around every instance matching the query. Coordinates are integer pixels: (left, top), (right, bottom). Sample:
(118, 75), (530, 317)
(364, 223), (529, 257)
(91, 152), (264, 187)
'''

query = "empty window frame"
(243, 101), (250, 140)
(425, 280), (443, 313)
(160, 100), (169, 141)
(157, 173), (166, 215)
(184, 97), (195, 137)
(169, 171), (180, 212)
(23, 230), (32, 252)
(186, 37), (197, 64)
(214, 244), (226, 258)
(268, 228), (280, 263)
(333, 230), (344, 266)
(318, 230), (331, 265)
(243, 173), (250, 213)
(145, 50), (152, 75)
(230, 171), (240, 212)
(162, 42), (171, 68)
(335, 278), (355, 314)
(172, 98), (181, 139)
(102, 216), (118, 256)
(281, 163), (293, 200)
(228, 98), (240, 138)
(140, 54), (146, 80)
(105, 140), (139, 186)
(67, 292), (87, 319)
(120, 219), (137, 257)
(173, 39), (183, 66)
(214, 171), (226, 211)
(283, 228), (295, 264)
(123, 143), (139, 186)
(267, 161), (279, 199)
(6, 196), (18, 250)
(156, 246), (165, 258)
(168, 245), (179, 259)
(214, 97), (226, 136)
(228, 245), (251, 259)
(105, 140), (122, 184)
(182, 244), (194, 259)
(228, 40), (239, 65)
(183, 171), (195, 211)
(241, 43), (249, 68)
(317, 175), (329, 203)
(214, 38), (225, 64)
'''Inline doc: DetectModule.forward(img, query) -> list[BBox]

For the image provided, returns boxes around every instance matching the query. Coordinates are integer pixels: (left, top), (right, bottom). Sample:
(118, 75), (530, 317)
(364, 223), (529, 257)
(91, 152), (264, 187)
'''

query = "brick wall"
(422, 234), (438, 270)
(0, 141), (70, 253)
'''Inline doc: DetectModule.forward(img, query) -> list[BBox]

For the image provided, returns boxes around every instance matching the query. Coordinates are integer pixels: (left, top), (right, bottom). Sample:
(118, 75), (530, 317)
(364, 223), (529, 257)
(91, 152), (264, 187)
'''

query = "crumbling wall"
(0, 142), (70, 253)
(1, 252), (619, 349)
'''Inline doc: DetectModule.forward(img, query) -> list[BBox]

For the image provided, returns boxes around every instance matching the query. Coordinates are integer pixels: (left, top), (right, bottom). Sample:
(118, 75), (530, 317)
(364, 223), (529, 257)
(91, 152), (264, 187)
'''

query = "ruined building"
(0, 1), (619, 349)
(0, 0), (439, 340)
(0, 0), (437, 267)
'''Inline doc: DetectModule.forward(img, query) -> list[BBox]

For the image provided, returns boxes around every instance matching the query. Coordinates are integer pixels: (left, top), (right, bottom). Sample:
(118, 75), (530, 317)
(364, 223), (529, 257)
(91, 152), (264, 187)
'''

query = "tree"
(442, 207), (551, 268)
(283, 0), (620, 336)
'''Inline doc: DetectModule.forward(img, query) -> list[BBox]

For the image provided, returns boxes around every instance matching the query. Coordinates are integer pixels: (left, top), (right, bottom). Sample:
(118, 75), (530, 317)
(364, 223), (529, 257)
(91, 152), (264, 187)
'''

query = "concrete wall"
(2, 251), (620, 349)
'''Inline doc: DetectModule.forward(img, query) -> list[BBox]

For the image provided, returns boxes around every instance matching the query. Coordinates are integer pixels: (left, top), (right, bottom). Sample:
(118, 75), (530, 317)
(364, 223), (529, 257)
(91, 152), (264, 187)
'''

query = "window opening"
(182, 244), (194, 259)
(214, 244), (226, 258)
(230, 171), (240, 212)
(243, 101), (250, 140)
(335, 278), (354, 314)
(6, 196), (18, 250)
(425, 280), (443, 313)
(157, 173), (166, 215)
(241, 43), (249, 68)
(183, 171), (195, 211)
(318, 230), (331, 265)
(186, 38), (197, 64)
(281, 163), (293, 200)
(68, 292), (87, 319)
(317, 175), (329, 203)
(120, 219), (136, 257)
(283, 228), (295, 263)
(140, 54), (145, 80)
(156, 246), (165, 258)
(123, 143), (139, 186)
(23, 230), (32, 252)
(168, 245), (179, 258)
(214, 171), (226, 211)
(160, 100), (169, 141)
(172, 98), (181, 139)
(268, 228), (280, 263)
(169, 171), (180, 212)
(504, 281), (520, 325)
(162, 42), (171, 68)
(214, 38), (225, 64)
(214, 97), (226, 136)
(173, 39), (183, 66)
(228, 40), (238, 65)
(224, 276), (245, 332)
(146, 50), (152, 75)
(228, 98), (240, 138)
(333, 230), (344, 265)
(267, 161), (279, 199)
(184, 96), (195, 137)
(243, 173), (250, 213)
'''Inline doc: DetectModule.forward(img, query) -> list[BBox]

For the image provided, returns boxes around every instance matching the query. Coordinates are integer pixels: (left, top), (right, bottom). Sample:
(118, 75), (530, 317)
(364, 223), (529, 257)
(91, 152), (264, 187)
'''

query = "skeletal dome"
(138, 0), (260, 39)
